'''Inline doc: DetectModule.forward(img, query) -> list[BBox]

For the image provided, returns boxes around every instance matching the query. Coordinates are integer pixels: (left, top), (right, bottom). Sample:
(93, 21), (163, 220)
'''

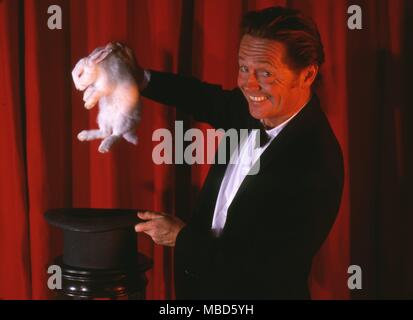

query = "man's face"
(238, 35), (310, 127)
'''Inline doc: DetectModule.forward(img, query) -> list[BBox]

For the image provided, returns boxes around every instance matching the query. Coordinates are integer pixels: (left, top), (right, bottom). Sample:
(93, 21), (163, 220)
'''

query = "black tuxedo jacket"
(142, 70), (344, 299)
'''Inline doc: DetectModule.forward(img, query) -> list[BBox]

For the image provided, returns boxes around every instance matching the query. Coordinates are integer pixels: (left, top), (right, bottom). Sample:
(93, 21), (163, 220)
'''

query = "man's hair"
(241, 6), (325, 76)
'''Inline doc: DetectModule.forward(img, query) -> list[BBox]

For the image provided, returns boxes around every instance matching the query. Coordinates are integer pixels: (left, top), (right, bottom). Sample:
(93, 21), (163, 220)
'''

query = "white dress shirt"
(211, 105), (307, 237)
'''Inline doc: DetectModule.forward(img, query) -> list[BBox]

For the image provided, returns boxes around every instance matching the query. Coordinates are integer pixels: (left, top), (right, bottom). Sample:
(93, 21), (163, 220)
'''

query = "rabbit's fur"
(72, 42), (140, 153)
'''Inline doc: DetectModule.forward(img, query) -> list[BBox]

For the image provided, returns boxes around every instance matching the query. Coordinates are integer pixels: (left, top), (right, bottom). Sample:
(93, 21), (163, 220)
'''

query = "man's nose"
(244, 73), (261, 91)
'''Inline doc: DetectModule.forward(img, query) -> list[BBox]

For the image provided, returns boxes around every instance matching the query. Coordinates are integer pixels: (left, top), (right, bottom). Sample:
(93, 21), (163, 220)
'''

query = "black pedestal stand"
(52, 253), (152, 300)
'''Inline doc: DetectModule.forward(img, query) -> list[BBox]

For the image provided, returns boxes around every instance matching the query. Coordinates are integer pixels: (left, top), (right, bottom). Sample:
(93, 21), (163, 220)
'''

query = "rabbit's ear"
(112, 43), (137, 70)
(89, 47), (113, 64)
(105, 42), (116, 51)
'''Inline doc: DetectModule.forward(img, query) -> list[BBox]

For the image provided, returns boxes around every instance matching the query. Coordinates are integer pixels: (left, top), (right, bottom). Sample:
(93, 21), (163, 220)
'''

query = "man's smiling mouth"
(248, 95), (269, 102)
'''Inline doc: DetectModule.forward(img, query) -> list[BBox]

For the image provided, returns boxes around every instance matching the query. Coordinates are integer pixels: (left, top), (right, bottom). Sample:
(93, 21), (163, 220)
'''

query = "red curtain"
(0, 0), (412, 300)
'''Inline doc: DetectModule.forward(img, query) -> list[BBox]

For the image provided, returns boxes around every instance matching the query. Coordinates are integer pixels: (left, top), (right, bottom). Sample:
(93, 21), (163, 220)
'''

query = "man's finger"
(135, 221), (154, 232)
(137, 211), (164, 220)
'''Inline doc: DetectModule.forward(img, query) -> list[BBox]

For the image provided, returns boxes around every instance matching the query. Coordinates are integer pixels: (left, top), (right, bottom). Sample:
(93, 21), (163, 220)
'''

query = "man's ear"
(300, 64), (318, 88)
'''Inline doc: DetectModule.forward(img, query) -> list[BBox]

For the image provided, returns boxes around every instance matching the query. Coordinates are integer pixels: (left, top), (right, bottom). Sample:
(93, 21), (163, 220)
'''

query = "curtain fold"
(0, 0), (411, 299)
(0, 0), (32, 300)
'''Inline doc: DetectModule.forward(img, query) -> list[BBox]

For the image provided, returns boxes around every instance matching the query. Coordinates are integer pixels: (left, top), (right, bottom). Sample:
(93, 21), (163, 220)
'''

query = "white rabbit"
(72, 42), (141, 153)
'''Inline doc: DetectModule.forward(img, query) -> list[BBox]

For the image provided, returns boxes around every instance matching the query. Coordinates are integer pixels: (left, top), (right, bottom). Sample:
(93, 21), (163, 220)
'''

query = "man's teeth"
(249, 95), (268, 102)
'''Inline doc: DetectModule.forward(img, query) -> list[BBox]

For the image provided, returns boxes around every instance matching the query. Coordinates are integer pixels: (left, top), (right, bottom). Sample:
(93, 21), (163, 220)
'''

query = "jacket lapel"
(223, 95), (320, 229)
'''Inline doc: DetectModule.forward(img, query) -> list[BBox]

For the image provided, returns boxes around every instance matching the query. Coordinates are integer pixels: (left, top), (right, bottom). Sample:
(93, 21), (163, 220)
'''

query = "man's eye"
(261, 71), (272, 78)
(239, 65), (248, 73)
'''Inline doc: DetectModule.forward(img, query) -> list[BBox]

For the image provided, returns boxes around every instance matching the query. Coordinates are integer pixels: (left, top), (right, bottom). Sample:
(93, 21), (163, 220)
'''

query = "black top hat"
(45, 208), (143, 270)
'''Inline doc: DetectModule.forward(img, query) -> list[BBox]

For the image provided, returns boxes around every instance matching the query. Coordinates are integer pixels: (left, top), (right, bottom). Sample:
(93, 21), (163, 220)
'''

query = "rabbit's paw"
(77, 130), (89, 141)
(98, 141), (111, 153)
(123, 132), (138, 145)
(98, 135), (120, 153)
(78, 129), (108, 141)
